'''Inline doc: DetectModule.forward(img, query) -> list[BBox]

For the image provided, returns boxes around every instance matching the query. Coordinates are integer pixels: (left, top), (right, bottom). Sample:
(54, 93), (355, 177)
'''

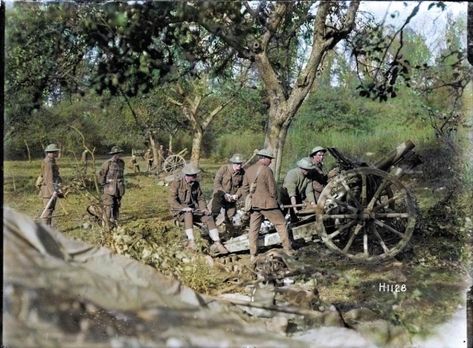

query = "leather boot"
(213, 241), (229, 255)
(186, 240), (197, 251)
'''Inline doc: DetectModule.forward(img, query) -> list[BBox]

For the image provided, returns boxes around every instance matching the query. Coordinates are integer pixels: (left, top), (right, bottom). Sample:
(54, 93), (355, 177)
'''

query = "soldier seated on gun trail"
(211, 153), (246, 232)
(280, 157), (317, 222)
(169, 164), (229, 255)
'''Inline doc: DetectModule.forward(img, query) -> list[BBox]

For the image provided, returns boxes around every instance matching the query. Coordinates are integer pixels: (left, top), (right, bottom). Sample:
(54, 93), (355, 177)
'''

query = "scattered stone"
(293, 327), (377, 348)
(342, 307), (379, 326)
(354, 319), (410, 348)
(266, 316), (289, 334)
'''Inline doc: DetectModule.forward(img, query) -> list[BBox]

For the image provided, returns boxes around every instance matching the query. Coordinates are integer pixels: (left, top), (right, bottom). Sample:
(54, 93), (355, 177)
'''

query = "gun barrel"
(374, 140), (416, 171)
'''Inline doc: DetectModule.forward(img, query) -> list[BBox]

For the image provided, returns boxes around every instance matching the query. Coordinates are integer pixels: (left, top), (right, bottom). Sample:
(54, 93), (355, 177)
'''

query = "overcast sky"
(359, 1), (468, 50)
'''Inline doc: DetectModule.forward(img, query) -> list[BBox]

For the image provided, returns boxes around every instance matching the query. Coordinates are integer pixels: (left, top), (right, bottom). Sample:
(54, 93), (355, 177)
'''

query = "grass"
(4, 132), (471, 337)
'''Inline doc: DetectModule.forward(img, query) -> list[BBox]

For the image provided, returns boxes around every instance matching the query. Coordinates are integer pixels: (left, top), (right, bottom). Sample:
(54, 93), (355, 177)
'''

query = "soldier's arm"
(283, 170), (298, 198)
(196, 185), (208, 211)
(235, 171), (246, 199)
(305, 179), (316, 204)
(43, 161), (53, 186)
(267, 167), (278, 199)
(213, 166), (225, 193)
(97, 161), (108, 186)
(168, 181), (186, 211)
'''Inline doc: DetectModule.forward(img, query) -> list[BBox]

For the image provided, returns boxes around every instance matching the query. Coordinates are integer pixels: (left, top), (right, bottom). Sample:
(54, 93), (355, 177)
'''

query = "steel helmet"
(297, 157), (316, 170)
(181, 164), (200, 176)
(45, 144), (60, 152)
(229, 153), (245, 163)
(309, 146), (327, 157)
(109, 146), (124, 155)
(256, 149), (274, 159)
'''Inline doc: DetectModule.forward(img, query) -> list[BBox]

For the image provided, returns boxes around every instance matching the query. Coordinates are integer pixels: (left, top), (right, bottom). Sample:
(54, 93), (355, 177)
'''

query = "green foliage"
(212, 131), (264, 161)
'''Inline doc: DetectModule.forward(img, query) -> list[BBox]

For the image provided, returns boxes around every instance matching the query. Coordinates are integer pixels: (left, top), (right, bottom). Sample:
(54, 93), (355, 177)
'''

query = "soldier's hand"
(328, 167), (339, 178)
(202, 209), (211, 216)
(231, 194), (238, 201)
(182, 207), (193, 212)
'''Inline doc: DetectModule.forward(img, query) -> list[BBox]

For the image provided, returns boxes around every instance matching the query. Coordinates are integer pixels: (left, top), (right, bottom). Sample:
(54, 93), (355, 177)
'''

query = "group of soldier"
(168, 147), (330, 260)
(37, 143), (330, 260)
(130, 145), (167, 174)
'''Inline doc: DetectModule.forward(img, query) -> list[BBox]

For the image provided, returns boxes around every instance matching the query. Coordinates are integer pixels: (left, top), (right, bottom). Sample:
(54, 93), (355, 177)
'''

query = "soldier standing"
(211, 153), (246, 228)
(242, 149), (295, 260)
(38, 144), (63, 226)
(157, 144), (165, 172)
(144, 149), (154, 172)
(129, 154), (141, 173)
(308, 146), (328, 202)
(98, 146), (125, 229)
(169, 164), (229, 254)
(280, 157), (316, 221)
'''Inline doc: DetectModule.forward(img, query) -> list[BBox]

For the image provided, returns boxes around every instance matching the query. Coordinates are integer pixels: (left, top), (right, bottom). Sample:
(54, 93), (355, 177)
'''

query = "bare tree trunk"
(168, 134), (173, 154)
(190, 128), (203, 166)
(24, 140), (31, 162)
(263, 117), (291, 182)
(148, 133), (159, 167)
(262, 102), (295, 181)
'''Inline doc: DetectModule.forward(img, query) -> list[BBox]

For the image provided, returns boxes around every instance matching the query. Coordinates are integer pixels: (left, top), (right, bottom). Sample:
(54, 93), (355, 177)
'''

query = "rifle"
(171, 208), (209, 215)
(39, 191), (58, 219)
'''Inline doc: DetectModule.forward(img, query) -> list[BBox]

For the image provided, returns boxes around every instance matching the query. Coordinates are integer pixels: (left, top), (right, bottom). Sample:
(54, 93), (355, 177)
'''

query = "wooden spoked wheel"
(316, 167), (417, 263)
(162, 155), (186, 173)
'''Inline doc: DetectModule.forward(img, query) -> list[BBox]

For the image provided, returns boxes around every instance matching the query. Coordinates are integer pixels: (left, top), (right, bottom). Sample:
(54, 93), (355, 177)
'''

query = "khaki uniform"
(39, 157), (62, 225)
(280, 168), (315, 220)
(280, 168), (315, 205)
(157, 147), (165, 171)
(308, 164), (328, 202)
(242, 163), (291, 256)
(211, 164), (245, 220)
(169, 177), (217, 230)
(98, 158), (125, 225)
(130, 156), (140, 173)
(144, 150), (154, 171)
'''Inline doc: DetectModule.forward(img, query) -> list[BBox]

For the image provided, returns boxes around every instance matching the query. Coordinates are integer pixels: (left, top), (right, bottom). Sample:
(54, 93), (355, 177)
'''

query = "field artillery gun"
(221, 140), (421, 263)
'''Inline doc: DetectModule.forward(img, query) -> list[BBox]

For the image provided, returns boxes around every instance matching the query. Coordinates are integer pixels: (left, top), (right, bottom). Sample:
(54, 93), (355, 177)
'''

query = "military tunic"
(211, 164), (245, 219)
(242, 163), (291, 256)
(281, 167), (315, 205)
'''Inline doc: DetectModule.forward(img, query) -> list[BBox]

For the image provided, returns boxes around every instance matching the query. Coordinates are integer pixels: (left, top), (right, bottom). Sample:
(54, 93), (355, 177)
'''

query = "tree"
(165, 75), (243, 165)
(180, 1), (360, 178)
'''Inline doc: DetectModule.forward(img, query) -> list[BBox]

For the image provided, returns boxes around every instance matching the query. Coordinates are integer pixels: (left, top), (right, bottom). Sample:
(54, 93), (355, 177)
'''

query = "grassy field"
(4, 142), (471, 340)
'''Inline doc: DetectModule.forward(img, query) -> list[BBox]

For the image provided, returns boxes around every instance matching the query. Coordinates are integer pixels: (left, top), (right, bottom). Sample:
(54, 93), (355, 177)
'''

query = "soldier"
(169, 164), (229, 254)
(98, 146), (125, 229)
(242, 149), (295, 260)
(211, 153), (246, 230)
(308, 146), (328, 202)
(129, 154), (141, 174)
(144, 149), (154, 172)
(280, 157), (317, 221)
(157, 144), (165, 172)
(37, 144), (63, 226)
